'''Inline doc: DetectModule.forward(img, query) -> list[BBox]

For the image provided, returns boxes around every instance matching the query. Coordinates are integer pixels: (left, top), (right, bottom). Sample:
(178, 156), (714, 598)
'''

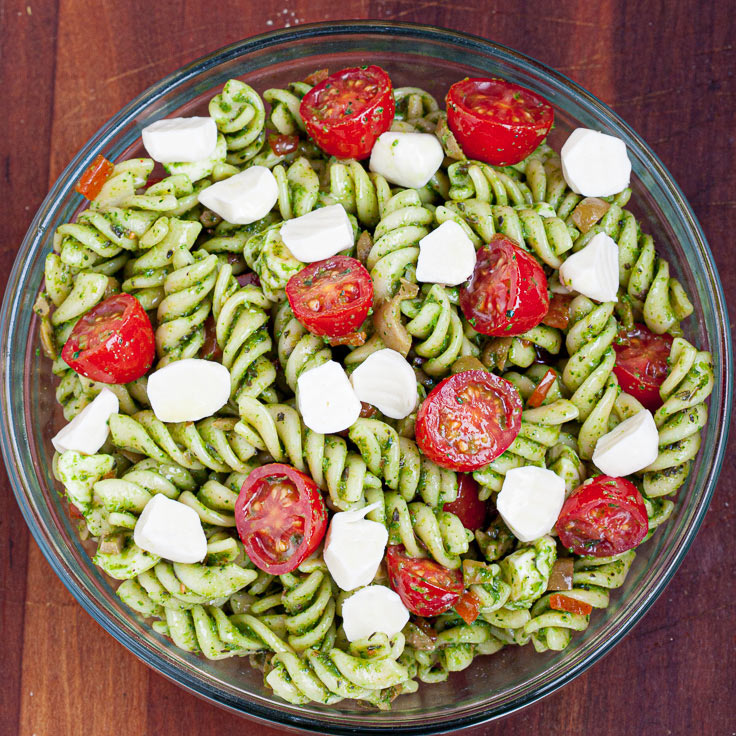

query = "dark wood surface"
(2, 1), (734, 734)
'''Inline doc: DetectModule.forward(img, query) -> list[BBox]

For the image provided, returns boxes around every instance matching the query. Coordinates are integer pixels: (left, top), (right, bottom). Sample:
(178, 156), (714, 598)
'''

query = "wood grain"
(2, 1), (734, 734)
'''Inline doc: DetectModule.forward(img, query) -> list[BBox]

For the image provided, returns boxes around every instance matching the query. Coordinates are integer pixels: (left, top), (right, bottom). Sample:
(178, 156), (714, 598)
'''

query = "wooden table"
(2, 1), (734, 734)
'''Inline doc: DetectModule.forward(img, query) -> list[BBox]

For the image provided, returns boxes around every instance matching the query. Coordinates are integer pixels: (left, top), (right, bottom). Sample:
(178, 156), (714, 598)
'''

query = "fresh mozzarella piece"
(133, 494), (207, 563)
(592, 409), (659, 477)
(280, 204), (353, 263)
(341, 585), (410, 642)
(296, 361), (361, 434)
(197, 166), (278, 225)
(51, 388), (119, 455)
(369, 132), (444, 189)
(497, 466), (566, 543)
(559, 232), (619, 302)
(349, 349), (417, 420)
(561, 128), (632, 197)
(147, 358), (230, 423)
(141, 117), (218, 164)
(416, 221), (476, 286)
(323, 502), (388, 591)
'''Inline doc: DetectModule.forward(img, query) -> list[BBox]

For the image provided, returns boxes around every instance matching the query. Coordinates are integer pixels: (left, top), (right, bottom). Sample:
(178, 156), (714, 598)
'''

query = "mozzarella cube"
(324, 502), (388, 591)
(349, 349), (417, 420)
(416, 221), (476, 286)
(497, 466), (566, 543)
(369, 132), (444, 189)
(198, 166), (278, 225)
(561, 128), (632, 197)
(133, 494), (207, 563)
(559, 232), (619, 302)
(280, 204), (353, 263)
(297, 361), (361, 434)
(141, 117), (218, 164)
(341, 585), (410, 642)
(592, 409), (659, 477)
(147, 358), (230, 423)
(52, 388), (119, 455)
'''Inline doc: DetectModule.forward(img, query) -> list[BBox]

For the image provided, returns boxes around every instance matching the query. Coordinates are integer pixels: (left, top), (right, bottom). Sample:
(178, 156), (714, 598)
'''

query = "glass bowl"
(1, 21), (732, 735)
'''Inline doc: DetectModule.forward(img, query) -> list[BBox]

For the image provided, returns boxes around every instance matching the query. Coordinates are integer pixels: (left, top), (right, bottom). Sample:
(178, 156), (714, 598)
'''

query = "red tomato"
(416, 370), (523, 472)
(613, 324), (673, 411)
(556, 476), (649, 557)
(61, 293), (155, 384)
(459, 235), (549, 337)
(235, 463), (328, 575)
(74, 154), (114, 200)
(454, 590), (481, 624)
(268, 133), (300, 156)
(527, 368), (557, 408)
(542, 293), (573, 330)
(446, 78), (554, 166)
(385, 545), (463, 617)
(200, 315), (222, 362)
(549, 594), (593, 616)
(299, 65), (394, 159)
(443, 474), (487, 531)
(286, 256), (373, 338)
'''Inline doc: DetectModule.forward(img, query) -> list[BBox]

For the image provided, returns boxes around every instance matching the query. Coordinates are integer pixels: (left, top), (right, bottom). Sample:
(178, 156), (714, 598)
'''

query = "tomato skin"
(236, 271), (261, 288)
(443, 474), (487, 531)
(200, 315), (222, 362)
(286, 256), (373, 338)
(613, 324), (673, 411)
(459, 235), (549, 337)
(416, 370), (523, 472)
(75, 154), (114, 200)
(556, 476), (649, 557)
(446, 78), (553, 166)
(61, 293), (155, 384)
(527, 368), (557, 408)
(454, 590), (481, 624)
(235, 463), (328, 575)
(542, 293), (573, 330)
(385, 545), (463, 617)
(549, 594), (593, 616)
(299, 65), (395, 160)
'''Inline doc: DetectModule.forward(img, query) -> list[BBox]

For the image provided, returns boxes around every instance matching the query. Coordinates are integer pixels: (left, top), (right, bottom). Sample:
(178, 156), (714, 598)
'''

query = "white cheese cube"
(280, 204), (353, 263)
(349, 349), (417, 420)
(416, 221), (476, 286)
(147, 358), (230, 423)
(297, 360), (361, 434)
(497, 466), (566, 543)
(341, 585), (410, 642)
(133, 494), (207, 563)
(141, 117), (218, 164)
(369, 132), (444, 189)
(324, 502), (388, 591)
(559, 232), (619, 302)
(197, 167), (278, 225)
(592, 409), (659, 477)
(561, 128), (632, 197)
(52, 388), (119, 455)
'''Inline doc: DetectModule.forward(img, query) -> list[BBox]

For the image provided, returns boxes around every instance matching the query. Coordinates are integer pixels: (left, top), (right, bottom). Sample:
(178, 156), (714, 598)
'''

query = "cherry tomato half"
(613, 324), (673, 411)
(446, 78), (554, 166)
(443, 474), (487, 531)
(416, 370), (523, 472)
(235, 463), (328, 575)
(459, 235), (549, 337)
(61, 293), (155, 384)
(75, 154), (114, 200)
(556, 476), (649, 557)
(385, 545), (463, 617)
(286, 255), (373, 338)
(299, 65), (395, 159)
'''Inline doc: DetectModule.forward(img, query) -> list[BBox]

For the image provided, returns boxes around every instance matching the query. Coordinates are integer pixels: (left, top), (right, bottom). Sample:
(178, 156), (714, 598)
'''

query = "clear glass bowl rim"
(1, 20), (732, 735)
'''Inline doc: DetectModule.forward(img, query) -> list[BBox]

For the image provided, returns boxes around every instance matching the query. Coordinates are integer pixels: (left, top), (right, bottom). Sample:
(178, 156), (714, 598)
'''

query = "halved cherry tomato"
(61, 293), (155, 384)
(549, 593), (593, 616)
(446, 78), (554, 166)
(200, 314), (222, 362)
(454, 590), (481, 624)
(286, 255), (373, 338)
(299, 65), (395, 159)
(235, 463), (328, 575)
(385, 545), (463, 617)
(416, 370), (523, 472)
(527, 368), (557, 408)
(74, 154), (114, 200)
(542, 293), (573, 330)
(268, 133), (300, 156)
(556, 476), (649, 557)
(613, 324), (673, 411)
(459, 235), (549, 337)
(443, 474), (487, 531)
